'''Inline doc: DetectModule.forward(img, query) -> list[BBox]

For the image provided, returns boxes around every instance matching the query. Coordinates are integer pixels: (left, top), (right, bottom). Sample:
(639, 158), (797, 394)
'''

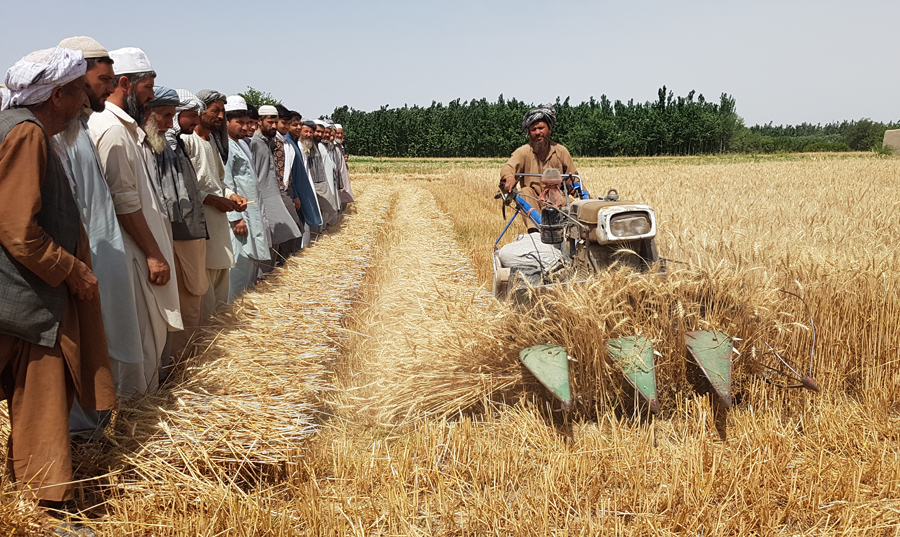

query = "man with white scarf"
(314, 120), (342, 221)
(0, 45), (115, 513)
(89, 48), (183, 397)
(299, 119), (338, 228)
(53, 37), (144, 441)
(145, 87), (209, 370)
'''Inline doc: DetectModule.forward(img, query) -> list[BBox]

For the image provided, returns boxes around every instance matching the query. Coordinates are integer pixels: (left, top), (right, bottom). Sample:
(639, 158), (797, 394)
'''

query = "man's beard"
(125, 91), (146, 124)
(87, 91), (106, 113)
(301, 139), (313, 152)
(143, 116), (167, 154)
(57, 116), (82, 149)
(530, 137), (549, 154)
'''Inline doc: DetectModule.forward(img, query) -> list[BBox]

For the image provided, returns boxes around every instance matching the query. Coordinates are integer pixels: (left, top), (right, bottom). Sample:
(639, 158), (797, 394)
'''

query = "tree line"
(327, 88), (898, 158)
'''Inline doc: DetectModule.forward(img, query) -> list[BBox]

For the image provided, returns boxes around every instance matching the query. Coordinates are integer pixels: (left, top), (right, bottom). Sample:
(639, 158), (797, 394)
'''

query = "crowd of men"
(0, 37), (353, 520)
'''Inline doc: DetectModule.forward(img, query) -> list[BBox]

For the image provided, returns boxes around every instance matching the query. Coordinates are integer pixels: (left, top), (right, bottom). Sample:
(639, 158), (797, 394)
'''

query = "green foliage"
(873, 142), (894, 156)
(333, 90), (898, 158)
(333, 88), (741, 158)
(239, 86), (282, 108)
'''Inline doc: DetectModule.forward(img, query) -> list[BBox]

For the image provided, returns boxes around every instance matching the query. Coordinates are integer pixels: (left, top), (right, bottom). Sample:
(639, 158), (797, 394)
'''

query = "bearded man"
(0, 46), (115, 510)
(299, 119), (338, 229)
(181, 90), (246, 320)
(223, 96), (270, 297)
(54, 37), (143, 441)
(333, 123), (354, 206)
(500, 105), (578, 233)
(251, 105), (301, 269)
(280, 108), (322, 249)
(88, 48), (183, 397)
(144, 87), (209, 369)
(314, 121), (342, 221)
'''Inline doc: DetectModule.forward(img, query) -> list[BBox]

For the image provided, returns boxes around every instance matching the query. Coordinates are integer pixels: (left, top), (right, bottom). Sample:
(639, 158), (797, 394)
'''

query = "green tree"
(239, 86), (282, 108)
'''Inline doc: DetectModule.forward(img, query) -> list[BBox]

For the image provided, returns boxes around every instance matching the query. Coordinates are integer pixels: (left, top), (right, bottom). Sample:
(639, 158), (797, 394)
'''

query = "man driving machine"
(499, 105), (578, 233)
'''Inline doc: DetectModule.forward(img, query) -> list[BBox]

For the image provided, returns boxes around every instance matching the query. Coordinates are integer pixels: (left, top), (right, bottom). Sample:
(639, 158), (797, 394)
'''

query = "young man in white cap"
(89, 47), (183, 397)
(223, 96), (271, 296)
(55, 36), (144, 441)
(251, 105), (301, 269)
(0, 46), (115, 511)
(182, 90), (247, 320)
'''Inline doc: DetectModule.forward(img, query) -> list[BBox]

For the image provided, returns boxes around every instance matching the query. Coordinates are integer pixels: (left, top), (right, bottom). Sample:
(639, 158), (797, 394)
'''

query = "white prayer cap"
(334, 123), (343, 129)
(2, 47), (86, 110)
(258, 105), (278, 117)
(58, 36), (109, 59)
(313, 119), (326, 127)
(109, 47), (153, 76)
(224, 95), (248, 112)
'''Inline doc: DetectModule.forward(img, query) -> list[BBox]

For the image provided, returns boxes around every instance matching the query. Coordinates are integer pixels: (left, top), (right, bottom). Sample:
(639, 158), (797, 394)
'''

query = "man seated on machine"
(499, 105), (578, 232)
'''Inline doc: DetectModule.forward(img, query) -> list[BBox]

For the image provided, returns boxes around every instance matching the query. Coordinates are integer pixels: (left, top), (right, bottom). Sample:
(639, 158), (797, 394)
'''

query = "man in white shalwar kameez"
(55, 37), (143, 437)
(334, 123), (354, 207)
(88, 48), (182, 397)
(314, 121), (342, 219)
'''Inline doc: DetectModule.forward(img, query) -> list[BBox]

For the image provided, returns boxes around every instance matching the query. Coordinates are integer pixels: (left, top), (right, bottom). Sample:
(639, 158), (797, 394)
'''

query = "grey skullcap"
(146, 85), (179, 108)
(58, 36), (109, 60)
(174, 88), (205, 113)
(195, 89), (226, 106)
(522, 105), (557, 133)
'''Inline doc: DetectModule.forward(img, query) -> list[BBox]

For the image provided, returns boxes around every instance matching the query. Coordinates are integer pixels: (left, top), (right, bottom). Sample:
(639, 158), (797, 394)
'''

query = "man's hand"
(65, 259), (99, 301)
(230, 194), (248, 212)
(231, 219), (248, 235)
(503, 176), (517, 193)
(293, 198), (302, 211)
(147, 255), (171, 286)
(204, 194), (243, 213)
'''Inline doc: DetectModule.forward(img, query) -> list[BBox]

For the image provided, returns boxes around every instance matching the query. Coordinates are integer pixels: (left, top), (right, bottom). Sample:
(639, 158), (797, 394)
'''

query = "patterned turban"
(195, 89), (226, 107)
(175, 89), (205, 113)
(2, 47), (86, 110)
(522, 105), (556, 133)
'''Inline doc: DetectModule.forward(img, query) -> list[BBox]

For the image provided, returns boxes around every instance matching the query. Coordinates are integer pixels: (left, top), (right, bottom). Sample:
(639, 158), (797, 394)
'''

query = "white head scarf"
(2, 47), (86, 110)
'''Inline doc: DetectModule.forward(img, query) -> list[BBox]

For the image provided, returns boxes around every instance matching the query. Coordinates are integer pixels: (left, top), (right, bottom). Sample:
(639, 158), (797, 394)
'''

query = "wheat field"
(2, 153), (899, 535)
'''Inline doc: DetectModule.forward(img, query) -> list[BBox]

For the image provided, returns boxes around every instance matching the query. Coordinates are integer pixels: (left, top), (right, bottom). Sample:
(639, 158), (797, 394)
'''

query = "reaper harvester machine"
(492, 173), (819, 426)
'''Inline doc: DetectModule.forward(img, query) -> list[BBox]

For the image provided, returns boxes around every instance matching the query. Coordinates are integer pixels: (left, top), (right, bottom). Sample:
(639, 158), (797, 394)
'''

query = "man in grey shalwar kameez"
(223, 96), (270, 296)
(300, 119), (338, 228)
(55, 36), (143, 439)
(252, 105), (301, 268)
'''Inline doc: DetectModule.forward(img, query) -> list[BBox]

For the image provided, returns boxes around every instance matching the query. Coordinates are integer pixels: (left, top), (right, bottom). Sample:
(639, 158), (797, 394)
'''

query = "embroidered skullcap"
(146, 85), (179, 108)
(224, 95), (248, 112)
(258, 105), (278, 117)
(195, 89), (226, 106)
(3, 47), (86, 110)
(522, 105), (556, 133)
(58, 36), (109, 60)
(108, 47), (153, 76)
(175, 89), (205, 113)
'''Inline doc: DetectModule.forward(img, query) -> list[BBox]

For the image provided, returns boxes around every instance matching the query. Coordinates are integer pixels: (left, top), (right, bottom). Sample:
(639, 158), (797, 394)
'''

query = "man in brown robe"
(500, 105), (578, 232)
(0, 46), (115, 509)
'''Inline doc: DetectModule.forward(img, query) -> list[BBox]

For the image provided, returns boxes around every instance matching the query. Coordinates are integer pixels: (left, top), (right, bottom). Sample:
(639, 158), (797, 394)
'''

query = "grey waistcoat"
(0, 109), (80, 347)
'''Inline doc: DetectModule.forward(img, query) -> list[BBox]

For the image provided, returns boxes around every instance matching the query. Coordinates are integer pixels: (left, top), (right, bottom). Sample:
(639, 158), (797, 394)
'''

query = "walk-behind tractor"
(492, 173), (819, 426)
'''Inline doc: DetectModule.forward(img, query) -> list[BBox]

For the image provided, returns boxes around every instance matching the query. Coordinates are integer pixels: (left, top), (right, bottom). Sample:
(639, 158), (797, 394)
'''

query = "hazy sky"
(3, 0), (898, 126)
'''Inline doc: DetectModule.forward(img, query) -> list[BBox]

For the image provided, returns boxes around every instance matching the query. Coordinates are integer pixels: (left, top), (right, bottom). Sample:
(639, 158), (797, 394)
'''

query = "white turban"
(334, 123), (343, 130)
(2, 47), (86, 110)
